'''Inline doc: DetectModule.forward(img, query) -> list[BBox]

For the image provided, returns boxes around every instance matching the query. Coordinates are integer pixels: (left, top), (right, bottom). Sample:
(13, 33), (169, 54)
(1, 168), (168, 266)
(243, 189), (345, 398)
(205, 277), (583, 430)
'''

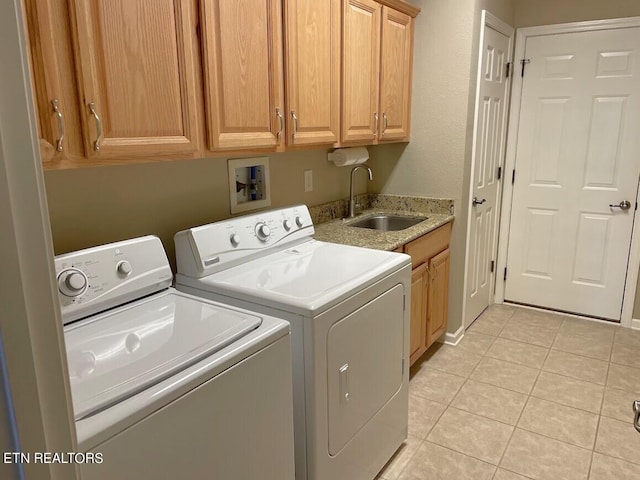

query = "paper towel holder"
(328, 147), (369, 167)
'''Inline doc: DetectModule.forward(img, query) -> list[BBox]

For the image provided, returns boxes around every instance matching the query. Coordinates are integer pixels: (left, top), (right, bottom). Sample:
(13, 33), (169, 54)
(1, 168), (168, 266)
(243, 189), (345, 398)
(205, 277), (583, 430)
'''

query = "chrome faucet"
(348, 164), (373, 218)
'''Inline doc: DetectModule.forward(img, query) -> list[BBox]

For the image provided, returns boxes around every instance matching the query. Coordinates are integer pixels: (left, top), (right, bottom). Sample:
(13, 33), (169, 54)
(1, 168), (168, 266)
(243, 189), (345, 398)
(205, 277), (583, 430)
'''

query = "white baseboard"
(441, 325), (464, 346)
(632, 318), (640, 330)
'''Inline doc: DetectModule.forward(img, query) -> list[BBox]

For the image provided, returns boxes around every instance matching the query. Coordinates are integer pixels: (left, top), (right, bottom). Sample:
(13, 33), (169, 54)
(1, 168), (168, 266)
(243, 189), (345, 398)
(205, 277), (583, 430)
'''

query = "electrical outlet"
(304, 170), (313, 192)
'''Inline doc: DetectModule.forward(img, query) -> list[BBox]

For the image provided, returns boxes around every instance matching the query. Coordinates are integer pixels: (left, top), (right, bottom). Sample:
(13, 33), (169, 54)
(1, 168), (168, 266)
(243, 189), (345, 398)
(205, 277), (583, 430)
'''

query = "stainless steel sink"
(349, 214), (427, 232)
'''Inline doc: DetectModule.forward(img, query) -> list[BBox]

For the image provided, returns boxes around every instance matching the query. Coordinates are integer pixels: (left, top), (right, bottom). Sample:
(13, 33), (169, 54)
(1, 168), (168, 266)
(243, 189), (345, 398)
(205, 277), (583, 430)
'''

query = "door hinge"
(490, 260), (495, 273)
(520, 58), (531, 77)
(505, 62), (512, 78)
(504, 267), (508, 281)
(512, 169), (516, 185)
(497, 166), (502, 180)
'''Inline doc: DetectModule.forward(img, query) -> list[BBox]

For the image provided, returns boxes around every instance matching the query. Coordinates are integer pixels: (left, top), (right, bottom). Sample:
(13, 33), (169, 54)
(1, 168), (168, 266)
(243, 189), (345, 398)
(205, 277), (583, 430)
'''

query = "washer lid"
(197, 240), (410, 315)
(65, 291), (262, 420)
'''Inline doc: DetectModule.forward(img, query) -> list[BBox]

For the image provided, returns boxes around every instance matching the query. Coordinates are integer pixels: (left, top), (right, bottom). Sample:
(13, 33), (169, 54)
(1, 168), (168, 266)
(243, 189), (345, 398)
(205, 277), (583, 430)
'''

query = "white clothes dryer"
(55, 236), (294, 480)
(174, 206), (412, 480)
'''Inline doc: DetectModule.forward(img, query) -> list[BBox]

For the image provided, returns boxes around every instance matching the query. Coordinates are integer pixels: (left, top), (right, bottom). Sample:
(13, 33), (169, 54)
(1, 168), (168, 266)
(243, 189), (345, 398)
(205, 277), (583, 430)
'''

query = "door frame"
(0, 0), (79, 478)
(495, 16), (640, 328)
(462, 10), (514, 330)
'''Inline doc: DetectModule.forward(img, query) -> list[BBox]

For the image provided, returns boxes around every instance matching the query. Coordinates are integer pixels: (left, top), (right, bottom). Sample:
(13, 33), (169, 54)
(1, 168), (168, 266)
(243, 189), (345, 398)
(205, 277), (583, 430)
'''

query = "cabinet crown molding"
(376, 0), (420, 17)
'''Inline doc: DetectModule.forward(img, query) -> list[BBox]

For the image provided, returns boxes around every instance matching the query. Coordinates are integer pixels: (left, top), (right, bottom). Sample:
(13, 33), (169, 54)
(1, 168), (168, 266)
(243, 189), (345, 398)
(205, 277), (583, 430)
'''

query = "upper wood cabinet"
(71, 0), (200, 159)
(284, 0), (341, 146)
(379, 7), (413, 141)
(24, 0), (418, 168)
(24, 0), (85, 166)
(200, 0), (284, 151)
(342, 1), (415, 144)
(342, 0), (381, 143)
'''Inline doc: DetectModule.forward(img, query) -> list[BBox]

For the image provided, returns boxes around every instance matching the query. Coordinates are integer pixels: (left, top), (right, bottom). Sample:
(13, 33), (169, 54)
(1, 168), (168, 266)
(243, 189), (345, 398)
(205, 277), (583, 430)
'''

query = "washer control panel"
(175, 204), (315, 278)
(55, 236), (173, 324)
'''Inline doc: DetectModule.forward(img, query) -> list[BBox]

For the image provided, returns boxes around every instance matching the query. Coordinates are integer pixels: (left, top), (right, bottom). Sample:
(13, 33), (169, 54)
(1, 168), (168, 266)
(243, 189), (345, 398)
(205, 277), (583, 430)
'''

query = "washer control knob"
(295, 216), (304, 228)
(283, 219), (292, 231)
(58, 269), (88, 297)
(230, 233), (241, 247)
(255, 223), (271, 241)
(117, 260), (132, 276)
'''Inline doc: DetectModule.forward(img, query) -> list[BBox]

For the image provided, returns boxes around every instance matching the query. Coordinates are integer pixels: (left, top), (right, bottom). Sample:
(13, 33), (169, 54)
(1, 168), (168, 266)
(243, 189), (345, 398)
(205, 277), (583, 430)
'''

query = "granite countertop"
(311, 194), (454, 251)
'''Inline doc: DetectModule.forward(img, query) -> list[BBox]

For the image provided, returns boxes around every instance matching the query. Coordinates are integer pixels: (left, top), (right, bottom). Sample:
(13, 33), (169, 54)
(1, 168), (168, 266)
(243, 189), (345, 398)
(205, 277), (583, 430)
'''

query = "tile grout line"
(479, 319), (544, 472)
(589, 415), (606, 479)
(424, 438), (502, 468)
(435, 307), (639, 478)
(496, 321), (606, 458)
(529, 338), (606, 417)
(419, 437), (500, 472)
(456, 339), (612, 399)
(471, 309), (640, 448)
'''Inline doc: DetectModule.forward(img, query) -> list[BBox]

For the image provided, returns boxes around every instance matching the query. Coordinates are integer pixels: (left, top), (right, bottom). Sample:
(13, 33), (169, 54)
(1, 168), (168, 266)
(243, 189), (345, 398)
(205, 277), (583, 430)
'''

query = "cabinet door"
(201, 0), (284, 150)
(284, 0), (340, 146)
(427, 248), (450, 348)
(24, 0), (75, 164)
(409, 264), (428, 363)
(72, 0), (200, 158)
(342, 0), (381, 143)
(379, 7), (413, 142)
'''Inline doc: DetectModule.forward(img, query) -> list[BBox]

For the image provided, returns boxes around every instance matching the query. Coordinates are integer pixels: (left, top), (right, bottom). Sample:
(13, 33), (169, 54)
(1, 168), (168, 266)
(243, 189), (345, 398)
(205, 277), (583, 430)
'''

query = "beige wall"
(45, 149), (366, 270)
(514, 0), (640, 27)
(370, 0), (515, 335)
(634, 273), (640, 319)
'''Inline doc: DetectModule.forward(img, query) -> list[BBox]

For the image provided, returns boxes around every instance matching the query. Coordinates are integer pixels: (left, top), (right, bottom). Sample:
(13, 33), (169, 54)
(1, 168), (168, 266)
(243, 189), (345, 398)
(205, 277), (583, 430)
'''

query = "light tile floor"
(376, 304), (640, 480)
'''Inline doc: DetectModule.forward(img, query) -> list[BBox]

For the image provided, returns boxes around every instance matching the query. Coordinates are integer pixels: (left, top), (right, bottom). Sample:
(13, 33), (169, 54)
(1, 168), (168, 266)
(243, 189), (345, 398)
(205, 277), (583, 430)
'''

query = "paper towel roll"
(328, 147), (369, 167)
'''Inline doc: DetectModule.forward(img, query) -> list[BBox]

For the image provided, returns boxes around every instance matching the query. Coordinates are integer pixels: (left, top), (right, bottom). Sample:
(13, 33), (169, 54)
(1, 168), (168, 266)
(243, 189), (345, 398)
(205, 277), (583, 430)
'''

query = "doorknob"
(609, 200), (631, 210)
(634, 400), (640, 433)
(472, 197), (486, 206)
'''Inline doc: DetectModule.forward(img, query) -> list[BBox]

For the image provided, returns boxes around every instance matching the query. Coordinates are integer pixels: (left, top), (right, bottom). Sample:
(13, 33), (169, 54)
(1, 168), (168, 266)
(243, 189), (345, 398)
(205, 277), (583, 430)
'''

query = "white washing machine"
(55, 236), (294, 480)
(174, 205), (412, 480)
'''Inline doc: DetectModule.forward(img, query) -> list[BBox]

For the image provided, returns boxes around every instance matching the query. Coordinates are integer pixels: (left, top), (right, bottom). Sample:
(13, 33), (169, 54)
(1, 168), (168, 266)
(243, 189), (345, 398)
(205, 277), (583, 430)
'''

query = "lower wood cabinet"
(398, 222), (451, 366)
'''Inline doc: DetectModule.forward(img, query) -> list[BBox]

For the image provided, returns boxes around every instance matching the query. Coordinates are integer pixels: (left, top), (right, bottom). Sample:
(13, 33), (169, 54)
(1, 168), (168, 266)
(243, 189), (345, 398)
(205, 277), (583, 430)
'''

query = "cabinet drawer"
(404, 222), (451, 268)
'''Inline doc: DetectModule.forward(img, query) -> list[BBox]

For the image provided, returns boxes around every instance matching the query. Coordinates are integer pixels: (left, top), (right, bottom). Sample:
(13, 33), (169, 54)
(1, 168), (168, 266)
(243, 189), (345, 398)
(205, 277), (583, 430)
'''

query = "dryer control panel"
(175, 204), (314, 278)
(55, 236), (173, 324)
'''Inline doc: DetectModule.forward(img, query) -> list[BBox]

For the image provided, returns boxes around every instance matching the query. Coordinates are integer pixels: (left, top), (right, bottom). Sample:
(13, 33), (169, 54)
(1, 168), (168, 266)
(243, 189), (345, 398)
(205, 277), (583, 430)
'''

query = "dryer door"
(326, 284), (404, 455)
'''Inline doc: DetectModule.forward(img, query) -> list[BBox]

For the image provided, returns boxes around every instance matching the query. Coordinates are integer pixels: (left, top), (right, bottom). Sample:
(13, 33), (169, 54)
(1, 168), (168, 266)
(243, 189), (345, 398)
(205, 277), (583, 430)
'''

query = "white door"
(465, 14), (513, 327)
(505, 26), (640, 320)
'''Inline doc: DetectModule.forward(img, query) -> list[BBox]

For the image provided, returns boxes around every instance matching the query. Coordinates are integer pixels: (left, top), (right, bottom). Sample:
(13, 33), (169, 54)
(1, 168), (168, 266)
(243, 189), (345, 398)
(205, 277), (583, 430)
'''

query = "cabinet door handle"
(382, 113), (388, 137)
(51, 99), (64, 152)
(373, 112), (379, 138)
(275, 108), (283, 143)
(291, 110), (298, 140)
(88, 102), (102, 151)
(633, 400), (640, 433)
(472, 197), (486, 206)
